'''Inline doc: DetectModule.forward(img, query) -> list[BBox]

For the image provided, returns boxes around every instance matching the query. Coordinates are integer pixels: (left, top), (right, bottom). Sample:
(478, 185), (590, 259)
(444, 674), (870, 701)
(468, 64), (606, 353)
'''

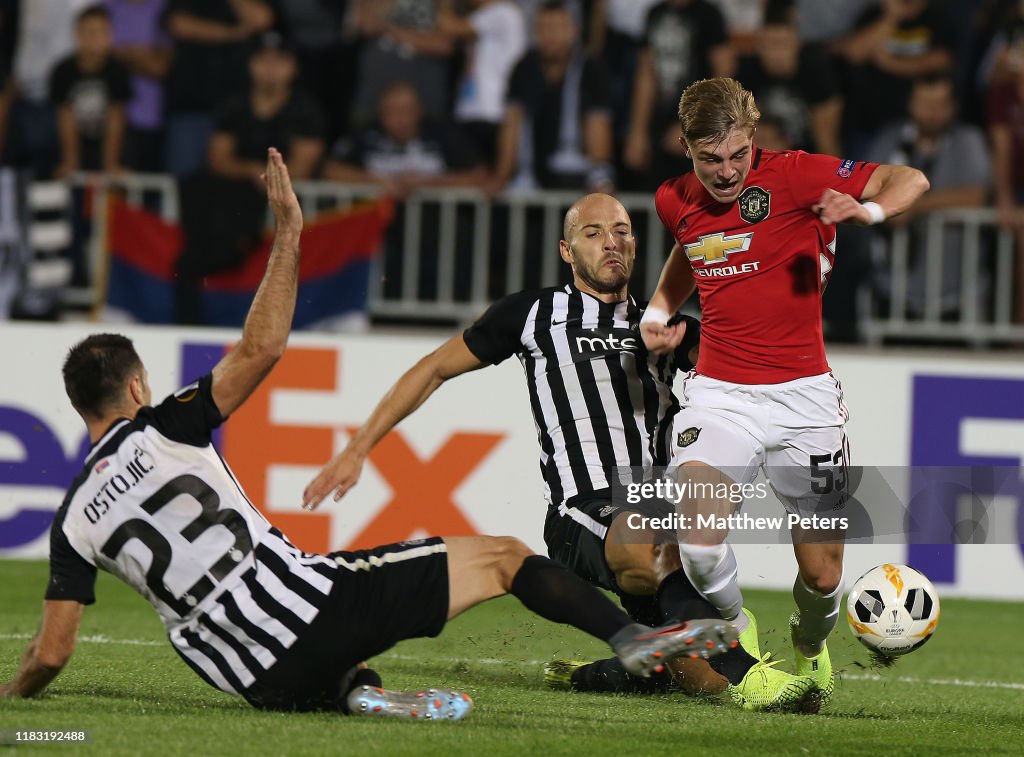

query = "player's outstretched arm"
(210, 147), (303, 419)
(814, 164), (930, 226)
(0, 601), (83, 698)
(302, 335), (486, 509)
(640, 243), (696, 355)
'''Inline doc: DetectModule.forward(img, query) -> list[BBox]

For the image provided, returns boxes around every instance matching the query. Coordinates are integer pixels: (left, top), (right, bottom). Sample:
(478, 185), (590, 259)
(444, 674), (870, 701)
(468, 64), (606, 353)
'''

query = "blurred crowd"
(0, 0), (1018, 193)
(0, 0), (1022, 329)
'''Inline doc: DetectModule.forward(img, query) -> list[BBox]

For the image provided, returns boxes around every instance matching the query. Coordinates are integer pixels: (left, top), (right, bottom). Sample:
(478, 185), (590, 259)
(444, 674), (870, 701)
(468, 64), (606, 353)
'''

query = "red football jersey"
(656, 148), (878, 384)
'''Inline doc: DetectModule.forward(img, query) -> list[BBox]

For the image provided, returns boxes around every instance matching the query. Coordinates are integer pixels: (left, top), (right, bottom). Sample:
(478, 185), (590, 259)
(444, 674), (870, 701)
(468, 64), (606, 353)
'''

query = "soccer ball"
(846, 564), (940, 656)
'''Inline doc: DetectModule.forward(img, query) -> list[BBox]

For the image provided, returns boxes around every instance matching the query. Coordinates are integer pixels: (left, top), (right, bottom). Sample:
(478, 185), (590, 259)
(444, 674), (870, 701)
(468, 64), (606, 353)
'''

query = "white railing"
(859, 207), (1022, 346)
(61, 174), (1023, 345)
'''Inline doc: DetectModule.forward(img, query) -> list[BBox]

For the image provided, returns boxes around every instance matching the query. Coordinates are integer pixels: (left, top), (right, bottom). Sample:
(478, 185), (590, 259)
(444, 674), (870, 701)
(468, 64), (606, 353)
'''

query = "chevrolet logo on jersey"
(684, 232), (754, 265)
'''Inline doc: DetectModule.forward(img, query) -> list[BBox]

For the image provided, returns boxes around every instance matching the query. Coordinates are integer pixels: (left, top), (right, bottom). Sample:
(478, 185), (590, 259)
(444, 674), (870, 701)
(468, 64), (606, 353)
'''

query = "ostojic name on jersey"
(83, 446), (156, 525)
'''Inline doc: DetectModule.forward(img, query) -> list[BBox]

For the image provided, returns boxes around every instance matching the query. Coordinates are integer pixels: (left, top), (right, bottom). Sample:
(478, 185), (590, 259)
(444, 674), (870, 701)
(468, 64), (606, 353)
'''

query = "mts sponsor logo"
(567, 327), (641, 360)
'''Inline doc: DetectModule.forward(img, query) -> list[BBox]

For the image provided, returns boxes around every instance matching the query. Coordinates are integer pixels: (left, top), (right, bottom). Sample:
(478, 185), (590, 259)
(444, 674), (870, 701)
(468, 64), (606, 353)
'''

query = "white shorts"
(670, 371), (850, 519)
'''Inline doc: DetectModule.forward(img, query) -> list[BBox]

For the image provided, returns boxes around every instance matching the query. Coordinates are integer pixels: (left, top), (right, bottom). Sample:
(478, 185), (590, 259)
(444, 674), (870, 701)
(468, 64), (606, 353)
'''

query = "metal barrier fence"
(858, 207), (1022, 346)
(63, 174), (1023, 345)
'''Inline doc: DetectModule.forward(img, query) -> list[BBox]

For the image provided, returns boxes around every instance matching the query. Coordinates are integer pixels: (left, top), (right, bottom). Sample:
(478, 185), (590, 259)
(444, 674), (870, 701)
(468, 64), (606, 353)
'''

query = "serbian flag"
(104, 197), (392, 328)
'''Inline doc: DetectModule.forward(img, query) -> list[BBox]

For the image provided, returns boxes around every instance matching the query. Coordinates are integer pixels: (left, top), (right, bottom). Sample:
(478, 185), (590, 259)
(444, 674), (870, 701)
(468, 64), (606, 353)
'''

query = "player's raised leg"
(672, 450), (819, 712)
(768, 411), (851, 708)
(789, 533), (844, 706)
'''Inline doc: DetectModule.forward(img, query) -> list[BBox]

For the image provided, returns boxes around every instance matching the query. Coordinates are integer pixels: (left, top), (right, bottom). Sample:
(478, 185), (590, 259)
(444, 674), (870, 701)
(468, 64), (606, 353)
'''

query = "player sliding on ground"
(303, 193), (817, 711)
(639, 78), (929, 709)
(0, 149), (737, 720)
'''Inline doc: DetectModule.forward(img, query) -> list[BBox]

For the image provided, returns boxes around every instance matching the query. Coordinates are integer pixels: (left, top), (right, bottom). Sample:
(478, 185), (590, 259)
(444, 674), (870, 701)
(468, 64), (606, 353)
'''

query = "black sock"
(656, 568), (756, 685)
(351, 668), (383, 690)
(570, 657), (674, 694)
(509, 555), (632, 642)
(340, 666), (384, 714)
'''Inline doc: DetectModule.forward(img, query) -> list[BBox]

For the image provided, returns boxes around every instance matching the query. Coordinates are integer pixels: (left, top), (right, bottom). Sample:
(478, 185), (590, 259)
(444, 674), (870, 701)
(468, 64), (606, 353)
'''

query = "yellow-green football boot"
(727, 652), (819, 712)
(737, 607), (760, 659)
(790, 612), (835, 707)
(542, 660), (588, 690)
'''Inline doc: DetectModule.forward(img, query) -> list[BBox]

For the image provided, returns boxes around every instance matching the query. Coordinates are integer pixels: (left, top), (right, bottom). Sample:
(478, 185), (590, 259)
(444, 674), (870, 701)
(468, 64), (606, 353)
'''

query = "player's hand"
(813, 188), (872, 226)
(302, 448), (365, 510)
(262, 147), (303, 234)
(640, 319), (686, 355)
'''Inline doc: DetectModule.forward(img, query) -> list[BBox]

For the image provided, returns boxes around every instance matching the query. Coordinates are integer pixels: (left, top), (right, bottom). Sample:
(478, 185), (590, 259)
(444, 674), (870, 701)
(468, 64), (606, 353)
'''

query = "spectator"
(736, 6), (842, 156)
(0, 60), (9, 165)
(324, 79), (487, 303)
(276, 0), (358, 147)
(517, 0), (585, 37)
(867, 75), (992, 318)
(50, 5), (132, 176)
(178, 31), (318, 326)
(105, 0), (171, 173)
(0, 0), (12, 160)
(836, 0), (955, 156)
(163, 0), (275, 177)
(987, 41), (1024, 321)
(586, 0), (660, 138)
(440, 0), (527, 166)
(8, 0), (92, 176)
(707, 0), (766, 54)
(0, 0), (14, 76)
(794, 0), (875, 47)
(323, 80), (487, 195)
(208, 32), (325, 182)
(175, 31), (323, 325)
(750, 112), (789, 151)
(977, 0), (1024, 88)
(623, 0), (734, 188)
(350, 0), (455, 127)
(493, 0), (614, 193)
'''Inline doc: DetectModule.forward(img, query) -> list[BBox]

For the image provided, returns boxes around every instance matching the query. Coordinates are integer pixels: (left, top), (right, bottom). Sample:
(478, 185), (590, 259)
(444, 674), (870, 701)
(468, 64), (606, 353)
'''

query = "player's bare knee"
(652, 543), (682, 581)
(606, 538), (659, 592)
(804, 567), (842, 595)
(491, 536), (533, 589)
(614, 565), (659, 597)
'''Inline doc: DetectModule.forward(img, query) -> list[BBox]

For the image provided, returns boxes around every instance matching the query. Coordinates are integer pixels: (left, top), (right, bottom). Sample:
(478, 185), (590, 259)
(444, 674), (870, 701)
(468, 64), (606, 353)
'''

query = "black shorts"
(243, 537), (450, 711)
(543, 490), (673, 627)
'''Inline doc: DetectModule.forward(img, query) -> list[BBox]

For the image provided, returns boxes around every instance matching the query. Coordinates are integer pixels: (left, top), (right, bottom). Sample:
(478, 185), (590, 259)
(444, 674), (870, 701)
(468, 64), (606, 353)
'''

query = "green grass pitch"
(1, 560), (1021, 756)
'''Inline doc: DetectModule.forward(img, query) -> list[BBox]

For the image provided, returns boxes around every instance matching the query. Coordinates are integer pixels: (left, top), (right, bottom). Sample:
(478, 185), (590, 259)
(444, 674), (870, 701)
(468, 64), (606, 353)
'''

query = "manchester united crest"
(738, 186), (770, 224)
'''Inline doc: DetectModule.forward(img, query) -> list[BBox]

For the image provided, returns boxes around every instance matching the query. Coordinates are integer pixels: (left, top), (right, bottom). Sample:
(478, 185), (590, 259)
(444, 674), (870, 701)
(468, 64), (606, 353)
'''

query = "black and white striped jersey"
(45, 375), (339, 697)
(463, 284), (699, 506)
